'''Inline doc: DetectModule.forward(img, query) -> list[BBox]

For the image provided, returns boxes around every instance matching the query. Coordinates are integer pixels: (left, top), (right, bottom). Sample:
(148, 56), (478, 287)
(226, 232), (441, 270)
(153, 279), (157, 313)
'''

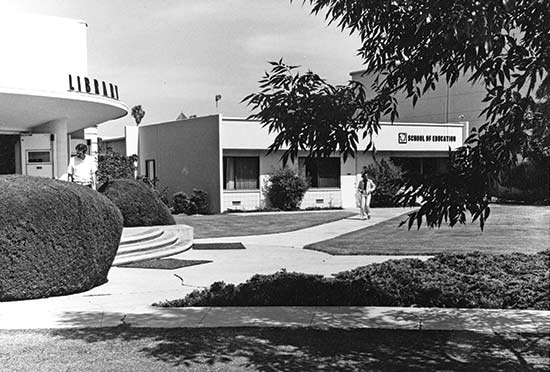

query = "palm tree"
(131, 105), (145, 126)
(130, 105), (145, 179)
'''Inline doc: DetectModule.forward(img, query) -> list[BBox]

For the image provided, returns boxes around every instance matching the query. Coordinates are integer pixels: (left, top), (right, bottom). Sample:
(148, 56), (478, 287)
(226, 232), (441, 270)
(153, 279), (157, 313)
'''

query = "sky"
(1, 0), (364, 138)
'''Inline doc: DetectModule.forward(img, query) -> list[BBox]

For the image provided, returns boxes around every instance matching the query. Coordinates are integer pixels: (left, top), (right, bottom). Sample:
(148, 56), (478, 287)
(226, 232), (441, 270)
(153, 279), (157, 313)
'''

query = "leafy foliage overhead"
(246, 0), (549, 229)
(243, 60), (390, 165)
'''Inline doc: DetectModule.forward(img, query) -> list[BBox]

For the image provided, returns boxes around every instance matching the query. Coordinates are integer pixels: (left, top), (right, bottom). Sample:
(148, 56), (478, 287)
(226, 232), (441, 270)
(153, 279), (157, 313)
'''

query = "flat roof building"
(137, 115), (467, 213)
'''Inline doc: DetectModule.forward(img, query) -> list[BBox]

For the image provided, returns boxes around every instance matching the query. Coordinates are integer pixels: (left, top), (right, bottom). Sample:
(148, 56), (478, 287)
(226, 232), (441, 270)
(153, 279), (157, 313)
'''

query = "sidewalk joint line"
(198, 308), (211, 325)
(309, 308), (316, 326)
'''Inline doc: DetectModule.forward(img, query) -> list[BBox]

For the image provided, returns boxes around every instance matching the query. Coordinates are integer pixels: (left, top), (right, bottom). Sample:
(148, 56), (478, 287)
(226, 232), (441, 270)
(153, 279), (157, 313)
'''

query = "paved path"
(1, 207), (548, 333)
(195, 207), (409, 247)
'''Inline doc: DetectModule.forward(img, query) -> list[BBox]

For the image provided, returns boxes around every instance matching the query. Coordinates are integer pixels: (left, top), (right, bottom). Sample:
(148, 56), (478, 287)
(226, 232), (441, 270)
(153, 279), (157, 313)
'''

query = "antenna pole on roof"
(215, 94), (222, 111)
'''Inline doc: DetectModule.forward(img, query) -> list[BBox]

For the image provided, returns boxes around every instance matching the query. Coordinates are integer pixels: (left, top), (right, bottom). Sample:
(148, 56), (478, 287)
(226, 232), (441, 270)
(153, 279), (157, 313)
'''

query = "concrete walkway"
(1, 207), (548, 333)
(195, 207), (409, 247)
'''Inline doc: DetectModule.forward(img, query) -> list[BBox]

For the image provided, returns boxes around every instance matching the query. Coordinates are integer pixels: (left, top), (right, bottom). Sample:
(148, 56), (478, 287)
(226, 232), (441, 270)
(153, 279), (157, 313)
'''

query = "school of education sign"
(398, 133), (457, 144)
(365, 122), (465, 151)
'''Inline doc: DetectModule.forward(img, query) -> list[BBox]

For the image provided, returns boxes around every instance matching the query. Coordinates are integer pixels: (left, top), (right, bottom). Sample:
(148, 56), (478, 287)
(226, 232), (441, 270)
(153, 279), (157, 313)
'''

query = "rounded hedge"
(99, 179), (175, 227)
(0, 175), (123, 301)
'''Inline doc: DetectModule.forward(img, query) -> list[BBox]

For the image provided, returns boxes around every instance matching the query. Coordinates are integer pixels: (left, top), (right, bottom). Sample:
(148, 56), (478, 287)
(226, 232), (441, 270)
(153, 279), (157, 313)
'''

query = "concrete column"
(84, 126), (98, 160)
(34, 118), (68, 179)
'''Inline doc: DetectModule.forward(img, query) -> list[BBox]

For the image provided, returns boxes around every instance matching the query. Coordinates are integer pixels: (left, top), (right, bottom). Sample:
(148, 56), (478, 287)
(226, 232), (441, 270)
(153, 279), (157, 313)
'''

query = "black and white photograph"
(0, 0), (548, 370)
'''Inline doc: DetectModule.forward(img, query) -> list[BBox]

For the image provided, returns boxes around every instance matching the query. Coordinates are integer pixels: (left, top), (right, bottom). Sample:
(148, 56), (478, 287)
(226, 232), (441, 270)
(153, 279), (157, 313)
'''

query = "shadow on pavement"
(311, 307), (549, 333)
(53, 307), (550, 332)
(44, 310), (549, 371)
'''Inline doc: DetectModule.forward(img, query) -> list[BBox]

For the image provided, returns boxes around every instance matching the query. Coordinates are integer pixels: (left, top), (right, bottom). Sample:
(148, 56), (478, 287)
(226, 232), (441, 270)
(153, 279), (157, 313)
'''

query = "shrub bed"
(155, 250), (549, 310)
(173, 189), (209, 215)
(0, 175), (123, 301)
(496, 159), (549, 204)
(365, 159), (404, 207)
(99, 179), (175, 227)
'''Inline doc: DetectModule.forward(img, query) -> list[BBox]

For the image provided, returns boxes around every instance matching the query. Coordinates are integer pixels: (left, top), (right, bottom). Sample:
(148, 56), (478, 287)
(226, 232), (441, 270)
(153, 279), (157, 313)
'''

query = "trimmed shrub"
(365, 159), (404, 207)
(172, 189), (210, 215)
(173, 192), (191, 214)
(99, 179), (175, 227)
(137, 176), (170, 207)
(0, 175), (123, 301)
(265, 168), (309, 210)
(190, 189), (209, 214)
(155, 250), (550, 310)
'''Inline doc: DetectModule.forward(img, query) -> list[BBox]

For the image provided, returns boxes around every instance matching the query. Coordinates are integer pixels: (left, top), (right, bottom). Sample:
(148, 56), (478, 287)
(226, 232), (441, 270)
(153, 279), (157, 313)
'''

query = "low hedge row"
(155, 251), (549, 310)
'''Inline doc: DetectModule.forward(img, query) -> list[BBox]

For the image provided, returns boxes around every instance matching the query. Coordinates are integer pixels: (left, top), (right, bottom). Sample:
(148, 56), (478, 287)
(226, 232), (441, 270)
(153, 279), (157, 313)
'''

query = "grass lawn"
(1, 328), (547, 371)
(305, 204), (549, 255)
(174, 210), (356, 239)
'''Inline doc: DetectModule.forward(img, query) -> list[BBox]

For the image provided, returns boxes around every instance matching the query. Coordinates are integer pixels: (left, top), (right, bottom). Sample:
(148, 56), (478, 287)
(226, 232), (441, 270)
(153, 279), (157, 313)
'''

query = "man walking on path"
(358, 172), (376, 220)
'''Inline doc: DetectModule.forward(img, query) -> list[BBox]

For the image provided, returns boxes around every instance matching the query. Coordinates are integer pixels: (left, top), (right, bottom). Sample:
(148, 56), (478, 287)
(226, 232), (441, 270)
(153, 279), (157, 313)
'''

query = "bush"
(155, 270), (334, 307)
(173, 192), (190, 214)
(496, 159), (549, 204)
(265, 168), (309, 210)
(138, 176), (170, 207)
(0, 175), (123, 301)
(365, 159), (404, 207)
(155, 250), (550, 310)
(97, 147), (137, 186)
(172, 189), (209, 215)
(99, 179), (175, 227)
(190, 189), (209, 214)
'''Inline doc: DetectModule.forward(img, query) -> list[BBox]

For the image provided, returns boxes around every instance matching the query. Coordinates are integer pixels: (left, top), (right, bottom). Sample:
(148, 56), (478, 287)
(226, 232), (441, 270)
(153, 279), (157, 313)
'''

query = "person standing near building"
(357, 172), (376, 220)
(67, 143), (97, 190)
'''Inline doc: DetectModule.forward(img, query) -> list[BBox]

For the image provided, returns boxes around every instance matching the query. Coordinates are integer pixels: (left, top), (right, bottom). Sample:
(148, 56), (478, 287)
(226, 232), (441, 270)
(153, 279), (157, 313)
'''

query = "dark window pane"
(390, 157), (450, 176)
(223, 157), (259, 190)
(145, 159), (156, 180)
(27, 151), (51, 163)
(423, 158), (438, 175)
(391, 157), (421, 175)
(299, 157), (340, 188)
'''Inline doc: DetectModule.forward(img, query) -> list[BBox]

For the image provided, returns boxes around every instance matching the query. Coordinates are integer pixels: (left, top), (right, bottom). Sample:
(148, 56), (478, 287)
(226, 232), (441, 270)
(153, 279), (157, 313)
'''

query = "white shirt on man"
(67, 155), (97, 185)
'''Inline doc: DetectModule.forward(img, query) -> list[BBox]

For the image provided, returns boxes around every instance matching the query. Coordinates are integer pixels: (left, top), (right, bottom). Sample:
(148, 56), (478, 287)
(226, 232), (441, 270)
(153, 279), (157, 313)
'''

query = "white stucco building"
(0, 14), (128, 178)
(136, 115), (467, 213)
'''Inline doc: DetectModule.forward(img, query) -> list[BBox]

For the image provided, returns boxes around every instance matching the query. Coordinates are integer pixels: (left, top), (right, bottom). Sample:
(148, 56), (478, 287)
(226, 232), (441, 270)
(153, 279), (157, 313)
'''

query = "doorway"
(0, 135), (19, 174)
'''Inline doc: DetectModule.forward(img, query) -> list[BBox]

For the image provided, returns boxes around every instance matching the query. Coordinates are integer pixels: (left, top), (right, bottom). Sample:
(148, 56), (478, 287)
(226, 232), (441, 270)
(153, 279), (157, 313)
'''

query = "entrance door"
(0, 135), (19, 174)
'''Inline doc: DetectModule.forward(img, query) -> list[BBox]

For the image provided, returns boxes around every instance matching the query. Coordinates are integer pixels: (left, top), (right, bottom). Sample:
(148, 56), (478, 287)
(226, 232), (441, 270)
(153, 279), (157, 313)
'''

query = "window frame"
(223, 156), (260, 190)
(299, 157), (341, 188)
(145, 159), (156, 180)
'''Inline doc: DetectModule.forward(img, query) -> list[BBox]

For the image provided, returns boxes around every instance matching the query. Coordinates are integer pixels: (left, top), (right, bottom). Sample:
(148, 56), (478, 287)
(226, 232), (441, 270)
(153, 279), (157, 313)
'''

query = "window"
(223, 156), (259, 190)
(145, 159), (156, 180)
(27, 151), (51, 164)
(299, 157), (340, 188)
(391, 157), (449, 175)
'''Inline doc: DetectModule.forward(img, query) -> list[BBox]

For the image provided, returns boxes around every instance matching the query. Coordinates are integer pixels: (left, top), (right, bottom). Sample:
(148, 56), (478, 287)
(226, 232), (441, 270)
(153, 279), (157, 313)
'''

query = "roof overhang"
(0, 86), (128, 134)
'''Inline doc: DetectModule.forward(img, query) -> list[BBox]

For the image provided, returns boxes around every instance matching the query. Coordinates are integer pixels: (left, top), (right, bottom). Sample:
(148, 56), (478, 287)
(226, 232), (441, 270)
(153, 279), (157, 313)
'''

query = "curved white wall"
(0, 14), (87, 93)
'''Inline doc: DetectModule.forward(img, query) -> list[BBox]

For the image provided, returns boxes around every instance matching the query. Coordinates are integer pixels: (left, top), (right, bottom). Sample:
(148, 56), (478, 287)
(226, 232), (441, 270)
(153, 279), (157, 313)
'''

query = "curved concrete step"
(117, 232), (178, 255)
(119, 227), (164, 245)
(113, 225), (193, 266)
(113, 239), (193, 266)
